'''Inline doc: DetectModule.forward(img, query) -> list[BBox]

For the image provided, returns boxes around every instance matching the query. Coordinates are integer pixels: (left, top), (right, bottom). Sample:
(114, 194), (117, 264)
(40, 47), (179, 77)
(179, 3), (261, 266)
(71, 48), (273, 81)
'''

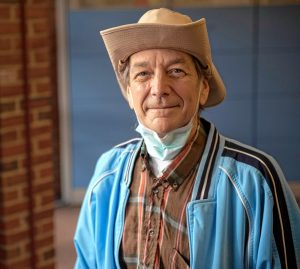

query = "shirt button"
(152, 188), (159, 195)
(149, 229), (154, 237)
(173, 182), (178, 189)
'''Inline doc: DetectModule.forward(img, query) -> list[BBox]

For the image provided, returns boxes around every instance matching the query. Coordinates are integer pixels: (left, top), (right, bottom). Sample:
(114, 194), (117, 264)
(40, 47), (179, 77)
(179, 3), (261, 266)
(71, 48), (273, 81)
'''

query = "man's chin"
(144, 120), (177, 137)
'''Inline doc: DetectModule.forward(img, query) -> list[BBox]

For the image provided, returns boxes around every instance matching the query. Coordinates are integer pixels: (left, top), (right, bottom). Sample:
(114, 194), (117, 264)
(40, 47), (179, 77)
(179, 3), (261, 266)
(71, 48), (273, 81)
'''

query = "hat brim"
(100, 20), (226, 107)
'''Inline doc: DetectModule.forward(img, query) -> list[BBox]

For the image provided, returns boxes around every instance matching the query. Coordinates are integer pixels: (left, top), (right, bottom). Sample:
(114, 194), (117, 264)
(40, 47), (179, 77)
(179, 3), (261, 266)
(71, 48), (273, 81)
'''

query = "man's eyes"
(136, 71), (149, 77)
(132, 71), (150, 81)
(132, 68), (186, 80)
(168, 68), (186, 77)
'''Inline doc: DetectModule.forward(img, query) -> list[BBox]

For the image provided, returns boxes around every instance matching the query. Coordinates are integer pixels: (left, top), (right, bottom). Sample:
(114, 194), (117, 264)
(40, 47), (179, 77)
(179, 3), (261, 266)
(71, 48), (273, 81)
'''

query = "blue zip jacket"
(74, 120), (300, 269)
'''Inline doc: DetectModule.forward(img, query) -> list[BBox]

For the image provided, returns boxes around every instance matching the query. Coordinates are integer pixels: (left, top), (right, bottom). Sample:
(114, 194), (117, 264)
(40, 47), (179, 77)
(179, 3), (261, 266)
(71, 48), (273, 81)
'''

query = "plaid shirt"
(120, 124), (206, 269)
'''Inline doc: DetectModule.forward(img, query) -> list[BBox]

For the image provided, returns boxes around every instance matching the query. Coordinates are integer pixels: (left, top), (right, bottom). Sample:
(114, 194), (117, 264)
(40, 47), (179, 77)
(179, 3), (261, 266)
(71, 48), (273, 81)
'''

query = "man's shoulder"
(219, 135), (285, 192)
(220, 136), (279, 172)
(87, 137), (142, 191)
(93, 137), (142, 174)
(113, 137), (142, 150)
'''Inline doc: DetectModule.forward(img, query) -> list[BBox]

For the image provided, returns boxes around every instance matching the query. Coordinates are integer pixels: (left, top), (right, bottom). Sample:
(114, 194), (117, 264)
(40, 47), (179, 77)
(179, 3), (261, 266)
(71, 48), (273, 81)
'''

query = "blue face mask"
(136, 120), (194, 161)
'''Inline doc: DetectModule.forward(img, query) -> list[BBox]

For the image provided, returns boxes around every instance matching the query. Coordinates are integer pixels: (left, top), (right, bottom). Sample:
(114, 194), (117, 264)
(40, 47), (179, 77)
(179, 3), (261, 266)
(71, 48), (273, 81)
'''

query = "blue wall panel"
(179, 7), (253, 51)
(203, 53), (254, 145)
(203, 99), (253, 144)
(258, 6), (300, 49)
(257, 52), (300, 98)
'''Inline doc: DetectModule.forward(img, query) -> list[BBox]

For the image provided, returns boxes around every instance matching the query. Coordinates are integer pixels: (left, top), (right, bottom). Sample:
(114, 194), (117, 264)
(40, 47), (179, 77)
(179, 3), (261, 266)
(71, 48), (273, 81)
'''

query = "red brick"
(0, 85), (23, 97)
(28, 66), (50, 78)
(0, 101), (16, 113)
(2, 144), (26, 157)
(0, 246), (21, 260)
(29, 97), (51, 108)
(38, 139), (52, 150)
(38, 110), (51, 120)
(0, 53), (22, 65)
(26, 7), (49, 19)
(2, 174), (27, 188)
(34, 220), (53, 234)
(0, 218), (21, 232)
(0, 38), (11, 50)
(35, 235), (53, 249)
(28, 36), (49, 49)
(11, 4), (21, 21)
(41, 193), (54, 206)
(34, 208), (53, 222)
(32, 21), (48, 33)
(30, 153), (52, 165)
(0, 22), (20, 34)
(0, 129), (18, 143)
(34, 51), (50, 63)
(33, 181), (53, 193)
(11, 36), (22, 49)
(0, 5), (11, 20)
(29, 0), (53, 6)
(1, 230), (29, 245)
(31, 125), (52, 136)
(0, 67), (21, 85)
(2, 258), (32, 269)
(1, 115), (24, 127)
(0, 160), (18, 172)
(1, 189), (19, 202)
(3, 202), (28, 215)
(36, 82), (51, 94)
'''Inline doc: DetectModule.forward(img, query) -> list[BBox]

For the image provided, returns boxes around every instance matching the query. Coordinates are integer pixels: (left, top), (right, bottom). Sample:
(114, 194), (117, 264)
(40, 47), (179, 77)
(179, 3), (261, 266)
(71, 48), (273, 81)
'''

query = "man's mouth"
(148, 105), (178, 110)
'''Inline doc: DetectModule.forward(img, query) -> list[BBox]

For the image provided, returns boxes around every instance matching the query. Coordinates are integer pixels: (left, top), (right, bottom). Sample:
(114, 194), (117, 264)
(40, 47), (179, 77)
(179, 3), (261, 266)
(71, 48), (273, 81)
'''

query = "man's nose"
(150, 72), (170, 97)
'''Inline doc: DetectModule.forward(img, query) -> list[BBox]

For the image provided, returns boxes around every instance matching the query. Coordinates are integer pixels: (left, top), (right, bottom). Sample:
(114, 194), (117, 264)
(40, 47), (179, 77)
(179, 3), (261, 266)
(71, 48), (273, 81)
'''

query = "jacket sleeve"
(73, 154), (108, 269)
(221, 139), (300, 268)
(274, 173), (300, 268)
(74, 184), (97, 269)
(253, 157), (300, 269)
(73, 148), (127, 269)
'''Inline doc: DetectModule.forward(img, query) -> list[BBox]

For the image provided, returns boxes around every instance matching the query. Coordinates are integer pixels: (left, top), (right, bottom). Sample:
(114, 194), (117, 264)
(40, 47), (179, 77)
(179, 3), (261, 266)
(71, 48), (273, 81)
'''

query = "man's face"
(126, 49), (209, 137)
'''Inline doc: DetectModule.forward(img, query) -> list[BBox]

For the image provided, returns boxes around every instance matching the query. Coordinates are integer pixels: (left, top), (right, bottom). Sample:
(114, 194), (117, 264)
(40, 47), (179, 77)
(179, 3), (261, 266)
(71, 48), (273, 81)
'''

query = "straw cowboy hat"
(100, 8), (226, 107)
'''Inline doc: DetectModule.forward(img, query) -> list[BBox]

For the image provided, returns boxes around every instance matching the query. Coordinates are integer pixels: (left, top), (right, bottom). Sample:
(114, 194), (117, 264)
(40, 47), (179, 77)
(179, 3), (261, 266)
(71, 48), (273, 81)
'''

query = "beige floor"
(55, 206), (80, 269)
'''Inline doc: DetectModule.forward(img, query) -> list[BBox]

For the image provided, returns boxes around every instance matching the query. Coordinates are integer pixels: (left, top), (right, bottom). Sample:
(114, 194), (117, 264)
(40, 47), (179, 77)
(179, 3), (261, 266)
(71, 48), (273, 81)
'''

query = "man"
(74, 8), (300, 269)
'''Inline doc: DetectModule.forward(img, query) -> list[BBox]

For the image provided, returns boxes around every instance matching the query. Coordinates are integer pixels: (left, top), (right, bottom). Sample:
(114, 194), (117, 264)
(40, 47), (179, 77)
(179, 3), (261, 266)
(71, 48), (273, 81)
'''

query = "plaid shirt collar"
(140, 119), (207, 191)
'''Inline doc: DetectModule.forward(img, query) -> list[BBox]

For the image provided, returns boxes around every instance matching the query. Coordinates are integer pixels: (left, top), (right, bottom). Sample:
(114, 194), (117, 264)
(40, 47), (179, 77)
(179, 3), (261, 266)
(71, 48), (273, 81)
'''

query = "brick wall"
(0, 1), (58, 268)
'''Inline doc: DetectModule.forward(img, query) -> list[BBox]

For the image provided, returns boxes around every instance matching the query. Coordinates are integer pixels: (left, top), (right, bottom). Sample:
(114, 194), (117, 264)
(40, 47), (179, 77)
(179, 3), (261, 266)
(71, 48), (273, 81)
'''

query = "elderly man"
(74, 8), (300, 269)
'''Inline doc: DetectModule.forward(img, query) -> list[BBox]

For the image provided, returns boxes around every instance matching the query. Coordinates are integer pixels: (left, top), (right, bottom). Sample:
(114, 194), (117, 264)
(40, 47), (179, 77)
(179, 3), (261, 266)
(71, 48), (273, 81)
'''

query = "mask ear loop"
(189, 77), (204, 126)
(126, 85), (135, 110)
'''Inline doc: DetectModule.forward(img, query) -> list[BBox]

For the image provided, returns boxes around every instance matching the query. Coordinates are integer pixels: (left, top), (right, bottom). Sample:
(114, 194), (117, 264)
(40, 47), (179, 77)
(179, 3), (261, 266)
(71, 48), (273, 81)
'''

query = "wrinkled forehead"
(128, 48), (194, 66)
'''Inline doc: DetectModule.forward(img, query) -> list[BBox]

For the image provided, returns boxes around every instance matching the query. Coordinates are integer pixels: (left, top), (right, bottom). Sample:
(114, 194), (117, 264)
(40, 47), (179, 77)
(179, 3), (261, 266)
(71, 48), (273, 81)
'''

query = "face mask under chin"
(135, 119), (194, 161)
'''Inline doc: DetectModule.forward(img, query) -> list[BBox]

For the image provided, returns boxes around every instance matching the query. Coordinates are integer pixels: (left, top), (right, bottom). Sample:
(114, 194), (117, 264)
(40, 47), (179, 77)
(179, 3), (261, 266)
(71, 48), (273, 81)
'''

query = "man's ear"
(126, 86), (134, 109)
(199, 79), (210, 106)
